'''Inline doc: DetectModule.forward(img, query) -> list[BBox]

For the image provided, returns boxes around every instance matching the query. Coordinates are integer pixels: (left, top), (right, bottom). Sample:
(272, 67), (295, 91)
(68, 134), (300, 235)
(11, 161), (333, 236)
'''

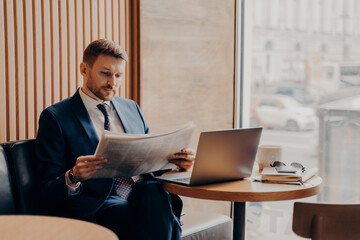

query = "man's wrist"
(67, 168), (80, 186)
(65, 171), (81, 194)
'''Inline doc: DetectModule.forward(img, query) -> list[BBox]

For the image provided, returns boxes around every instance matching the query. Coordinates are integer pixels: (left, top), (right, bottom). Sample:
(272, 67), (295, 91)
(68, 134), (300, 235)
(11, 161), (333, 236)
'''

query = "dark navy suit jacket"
(35, 89), (150, 220)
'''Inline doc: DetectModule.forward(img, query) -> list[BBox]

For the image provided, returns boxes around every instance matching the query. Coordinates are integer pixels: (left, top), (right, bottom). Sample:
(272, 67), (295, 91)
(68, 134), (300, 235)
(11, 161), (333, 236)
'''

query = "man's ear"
(80, 62), (88, 77)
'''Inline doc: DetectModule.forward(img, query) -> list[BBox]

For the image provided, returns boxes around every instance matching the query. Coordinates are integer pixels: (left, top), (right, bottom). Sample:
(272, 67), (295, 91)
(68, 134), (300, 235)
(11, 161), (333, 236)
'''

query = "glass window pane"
(245, 0), (360, 239)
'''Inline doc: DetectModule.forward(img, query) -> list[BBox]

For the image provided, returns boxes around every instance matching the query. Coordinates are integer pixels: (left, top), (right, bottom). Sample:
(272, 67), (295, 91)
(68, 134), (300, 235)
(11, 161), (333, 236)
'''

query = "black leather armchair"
(1, 139), (39, 214)
(0, 139), (232, 240)
(0, 145), (16, 214)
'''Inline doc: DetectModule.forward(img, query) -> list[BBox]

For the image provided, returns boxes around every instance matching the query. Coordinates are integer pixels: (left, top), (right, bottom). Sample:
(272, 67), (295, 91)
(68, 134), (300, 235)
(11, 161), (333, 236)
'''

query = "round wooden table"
(162, 176), (322, 240)
(0, 215), (118, 240)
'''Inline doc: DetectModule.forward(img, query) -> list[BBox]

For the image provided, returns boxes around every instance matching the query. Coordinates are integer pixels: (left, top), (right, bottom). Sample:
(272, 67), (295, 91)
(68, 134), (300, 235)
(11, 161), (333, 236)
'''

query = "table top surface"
(0, 215), (118, 240)
(162, 176), (322, 202)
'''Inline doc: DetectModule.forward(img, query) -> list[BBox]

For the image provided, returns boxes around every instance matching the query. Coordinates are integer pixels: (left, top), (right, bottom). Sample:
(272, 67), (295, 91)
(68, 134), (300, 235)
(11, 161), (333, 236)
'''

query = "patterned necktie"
(96, 103), (135, 199)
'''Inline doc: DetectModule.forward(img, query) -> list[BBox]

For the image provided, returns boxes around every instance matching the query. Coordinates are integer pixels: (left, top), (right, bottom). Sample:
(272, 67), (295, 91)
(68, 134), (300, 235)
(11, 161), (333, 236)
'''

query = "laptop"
(155, 127), (262, 186)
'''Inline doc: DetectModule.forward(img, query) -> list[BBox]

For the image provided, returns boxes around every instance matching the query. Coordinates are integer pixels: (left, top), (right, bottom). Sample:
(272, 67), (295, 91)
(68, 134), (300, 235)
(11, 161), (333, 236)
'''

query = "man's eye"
(102, 72), (110, 76)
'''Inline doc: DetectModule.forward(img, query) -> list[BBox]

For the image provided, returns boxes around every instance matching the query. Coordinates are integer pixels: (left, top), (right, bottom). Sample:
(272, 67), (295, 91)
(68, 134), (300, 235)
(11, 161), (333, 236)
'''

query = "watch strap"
(68, 167), (79, 184)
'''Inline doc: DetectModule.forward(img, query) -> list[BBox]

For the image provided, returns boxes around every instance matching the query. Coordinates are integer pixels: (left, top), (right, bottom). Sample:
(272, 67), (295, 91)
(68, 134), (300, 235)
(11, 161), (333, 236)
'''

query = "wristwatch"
(68, 167), (79, 184)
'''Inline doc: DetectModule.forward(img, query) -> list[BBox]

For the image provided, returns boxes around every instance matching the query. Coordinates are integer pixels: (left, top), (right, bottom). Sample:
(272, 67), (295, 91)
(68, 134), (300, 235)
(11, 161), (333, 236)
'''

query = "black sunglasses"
(270, 161), (306, 173)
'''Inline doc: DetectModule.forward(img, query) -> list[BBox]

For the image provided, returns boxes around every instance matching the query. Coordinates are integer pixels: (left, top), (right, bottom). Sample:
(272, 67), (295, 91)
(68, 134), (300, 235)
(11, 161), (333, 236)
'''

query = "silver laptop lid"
(189, 127), (262, 185)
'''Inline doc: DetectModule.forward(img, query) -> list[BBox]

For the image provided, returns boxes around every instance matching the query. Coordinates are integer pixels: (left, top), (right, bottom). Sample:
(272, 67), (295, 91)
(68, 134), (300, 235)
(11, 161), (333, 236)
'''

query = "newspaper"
(90, 122), (196, 178)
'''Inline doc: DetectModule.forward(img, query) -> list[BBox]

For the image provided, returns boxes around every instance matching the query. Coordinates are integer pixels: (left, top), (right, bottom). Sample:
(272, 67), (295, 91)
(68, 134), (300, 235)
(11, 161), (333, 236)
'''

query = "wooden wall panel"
(0, 0), (139, 142)
(90, 0), (97, 40)
(119, 0), (126, 97)
(59, 0), (68, 99)
(24, 0), (35, 139)
(112, 0), (119, 43)
(98, 0), (105, 39)
(34, 0), (43, 130)
(105, 0), (112, 39)
(5, 0), (17, 141)
(15, 0), (26, 140)
(75, 0), (83, 89)
(43, 0), (52, 110)
(0, 0), (6, 143)
(51, 0), (60, 104)
(67, 0), (76, 94)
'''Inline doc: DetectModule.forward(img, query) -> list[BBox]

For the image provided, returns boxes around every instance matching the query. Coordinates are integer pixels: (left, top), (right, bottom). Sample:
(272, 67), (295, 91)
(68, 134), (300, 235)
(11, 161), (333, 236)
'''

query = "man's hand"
(71, 155), (107, 182)
(168, 149), (195, 171)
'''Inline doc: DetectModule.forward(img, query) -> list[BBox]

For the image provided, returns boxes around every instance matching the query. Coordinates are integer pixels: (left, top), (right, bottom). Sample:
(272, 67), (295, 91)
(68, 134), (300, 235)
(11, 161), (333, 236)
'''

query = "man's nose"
(107, 76), (116, 87)
(108, 75), (120, 88)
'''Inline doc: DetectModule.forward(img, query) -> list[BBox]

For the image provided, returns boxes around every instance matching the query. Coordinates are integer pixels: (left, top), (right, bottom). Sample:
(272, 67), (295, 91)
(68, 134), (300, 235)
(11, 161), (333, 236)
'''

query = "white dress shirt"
(66, 88), (126, 194)
(79, 88), (125, 137)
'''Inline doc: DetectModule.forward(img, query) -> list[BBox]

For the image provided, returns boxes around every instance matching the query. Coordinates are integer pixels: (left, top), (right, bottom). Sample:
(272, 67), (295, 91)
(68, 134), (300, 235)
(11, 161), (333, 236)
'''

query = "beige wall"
(0, 0), (136, 143)
(140, 0), (236, 216)
(140, 0), (235, 136)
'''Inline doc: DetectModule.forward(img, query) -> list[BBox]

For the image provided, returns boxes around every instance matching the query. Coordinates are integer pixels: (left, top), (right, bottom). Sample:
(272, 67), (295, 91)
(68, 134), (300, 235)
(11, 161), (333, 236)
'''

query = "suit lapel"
(70, 89), (99, 149)
(111, 99), (130, 133)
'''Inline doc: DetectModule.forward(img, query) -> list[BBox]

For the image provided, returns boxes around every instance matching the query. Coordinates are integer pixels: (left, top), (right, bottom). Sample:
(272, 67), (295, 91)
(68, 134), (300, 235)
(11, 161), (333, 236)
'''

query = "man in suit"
(35, 39), (194, 240)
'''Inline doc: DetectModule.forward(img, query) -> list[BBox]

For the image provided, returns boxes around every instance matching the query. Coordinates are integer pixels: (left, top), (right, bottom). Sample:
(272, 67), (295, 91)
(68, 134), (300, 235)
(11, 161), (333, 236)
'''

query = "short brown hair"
(82, 39), (128, 66)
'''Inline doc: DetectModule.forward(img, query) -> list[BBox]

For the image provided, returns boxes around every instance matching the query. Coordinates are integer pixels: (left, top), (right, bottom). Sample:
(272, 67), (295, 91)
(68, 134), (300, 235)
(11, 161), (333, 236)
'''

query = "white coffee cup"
(256, 145), (282, 170)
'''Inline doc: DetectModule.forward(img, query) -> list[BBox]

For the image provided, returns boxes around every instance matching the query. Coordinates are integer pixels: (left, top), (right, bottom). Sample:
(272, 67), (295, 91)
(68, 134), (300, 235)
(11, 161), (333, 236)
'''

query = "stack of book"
(254, 167), (319, 185)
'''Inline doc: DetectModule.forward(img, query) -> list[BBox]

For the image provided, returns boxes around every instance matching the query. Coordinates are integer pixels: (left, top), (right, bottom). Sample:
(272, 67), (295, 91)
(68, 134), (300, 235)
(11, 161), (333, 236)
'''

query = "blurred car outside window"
(251, 94), (317, 131)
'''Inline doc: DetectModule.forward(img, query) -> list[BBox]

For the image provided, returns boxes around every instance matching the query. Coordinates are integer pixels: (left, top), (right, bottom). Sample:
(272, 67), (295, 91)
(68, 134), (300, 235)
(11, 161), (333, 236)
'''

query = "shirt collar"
(79, 88), (111, 110)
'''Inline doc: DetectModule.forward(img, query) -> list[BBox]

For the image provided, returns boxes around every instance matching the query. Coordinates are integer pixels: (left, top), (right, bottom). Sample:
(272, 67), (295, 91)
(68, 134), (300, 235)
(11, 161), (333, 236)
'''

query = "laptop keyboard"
(174, 177), (191, 183)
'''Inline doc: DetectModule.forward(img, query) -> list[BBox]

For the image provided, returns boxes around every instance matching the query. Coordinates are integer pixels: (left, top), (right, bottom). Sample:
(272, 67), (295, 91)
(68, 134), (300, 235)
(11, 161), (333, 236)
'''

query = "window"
(244, 0), (360, 238)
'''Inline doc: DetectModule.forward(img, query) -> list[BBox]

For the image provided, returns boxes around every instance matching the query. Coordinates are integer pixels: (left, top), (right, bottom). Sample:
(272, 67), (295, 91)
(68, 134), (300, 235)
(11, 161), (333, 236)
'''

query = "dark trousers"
(93, 180), (182, 240)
